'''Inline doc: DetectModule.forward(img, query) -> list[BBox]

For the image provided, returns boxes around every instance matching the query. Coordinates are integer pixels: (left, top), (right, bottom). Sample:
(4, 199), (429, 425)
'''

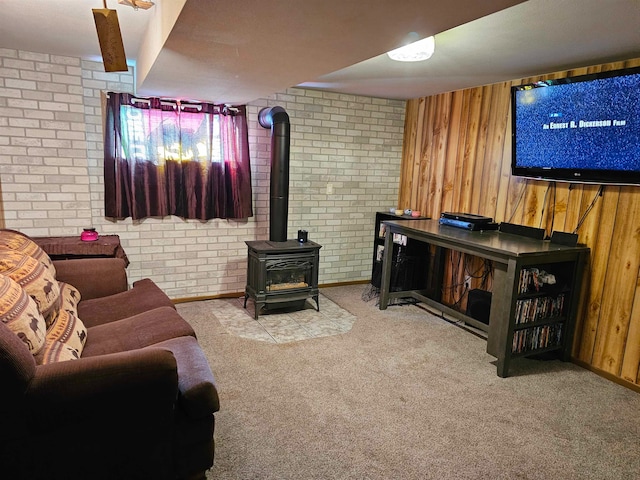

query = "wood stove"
(243, 106), (322, 319)
(244, 240), (321, 319)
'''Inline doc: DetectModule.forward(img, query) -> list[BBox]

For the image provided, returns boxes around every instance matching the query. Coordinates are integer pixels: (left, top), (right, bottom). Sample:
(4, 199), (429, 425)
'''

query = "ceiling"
(0, 0), (639, 104)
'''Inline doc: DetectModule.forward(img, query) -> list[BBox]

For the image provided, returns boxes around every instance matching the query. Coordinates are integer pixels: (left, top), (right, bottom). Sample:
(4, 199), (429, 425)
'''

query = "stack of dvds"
(512, 324), (563, 353)
(514, 294), (565, 324)
(518, 268), (540, 293)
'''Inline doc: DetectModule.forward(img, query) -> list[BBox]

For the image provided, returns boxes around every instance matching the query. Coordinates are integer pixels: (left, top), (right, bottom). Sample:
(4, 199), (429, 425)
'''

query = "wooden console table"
(379, 219), (589, 377)
(33, 234), (129, 267)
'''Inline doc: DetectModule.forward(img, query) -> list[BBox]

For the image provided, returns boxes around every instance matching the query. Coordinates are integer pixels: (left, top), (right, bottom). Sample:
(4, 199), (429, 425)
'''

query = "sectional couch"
(0, 229), (219, 480)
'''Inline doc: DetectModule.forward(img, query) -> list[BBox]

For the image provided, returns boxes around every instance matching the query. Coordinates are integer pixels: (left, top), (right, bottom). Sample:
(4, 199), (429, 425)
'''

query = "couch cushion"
(35, 283), (87, 364)
(148, 336), (220, 418)
(0, 274), (46, 355)
(78, 278), (176, 328)
(35, 312), (86, 363)
(52, 257), (128, 302)
(0, 249), (60, 325)
(81, 306), (195, 358)
(0, 229), (56, 276)
(57, 280), (81, 312)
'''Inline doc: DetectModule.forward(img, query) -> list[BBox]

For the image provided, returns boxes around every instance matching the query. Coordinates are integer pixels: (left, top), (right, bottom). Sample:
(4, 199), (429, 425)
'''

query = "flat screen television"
(511, 66), (640, 185)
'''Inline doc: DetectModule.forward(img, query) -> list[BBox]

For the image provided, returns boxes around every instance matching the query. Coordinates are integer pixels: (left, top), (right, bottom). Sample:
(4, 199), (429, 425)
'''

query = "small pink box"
(80, 228), (99, 242)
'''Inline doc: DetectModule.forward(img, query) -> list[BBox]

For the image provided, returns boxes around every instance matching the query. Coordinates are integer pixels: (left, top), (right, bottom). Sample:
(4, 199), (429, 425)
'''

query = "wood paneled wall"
(400, 58), (640, 389)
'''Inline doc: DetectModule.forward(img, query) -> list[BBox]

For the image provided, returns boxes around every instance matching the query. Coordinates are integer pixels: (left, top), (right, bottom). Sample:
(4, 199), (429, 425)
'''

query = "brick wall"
(0, 49), (406, 299)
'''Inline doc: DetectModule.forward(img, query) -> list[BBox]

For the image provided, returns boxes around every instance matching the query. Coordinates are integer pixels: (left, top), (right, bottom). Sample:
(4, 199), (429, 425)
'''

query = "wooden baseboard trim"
(572, 358), (640, 394)
(172, 291), (242, 304)
(319, 279), (370, 288)
(171, 280), (371, 304)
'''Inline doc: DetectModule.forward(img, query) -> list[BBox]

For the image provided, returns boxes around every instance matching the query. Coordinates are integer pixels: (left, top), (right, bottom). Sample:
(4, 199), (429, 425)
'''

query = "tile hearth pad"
(211, 295), (356, 343)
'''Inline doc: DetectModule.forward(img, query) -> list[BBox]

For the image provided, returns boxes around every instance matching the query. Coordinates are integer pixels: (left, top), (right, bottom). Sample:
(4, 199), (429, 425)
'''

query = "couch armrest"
(53, 257), (128, 300)
(150, 336), (220, 418)
(25, 348), (178, 431)
(2, 350), (180, 479)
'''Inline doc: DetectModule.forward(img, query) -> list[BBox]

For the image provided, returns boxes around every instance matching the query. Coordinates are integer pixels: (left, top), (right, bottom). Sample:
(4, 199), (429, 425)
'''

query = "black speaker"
(499, 222), (545, 240)
(466, 289), (492, 325)
(550, 230), (578, 247)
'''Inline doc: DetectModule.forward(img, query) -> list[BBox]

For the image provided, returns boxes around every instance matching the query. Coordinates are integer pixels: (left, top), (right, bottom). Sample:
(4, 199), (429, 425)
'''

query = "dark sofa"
(0, 245), (219, 480)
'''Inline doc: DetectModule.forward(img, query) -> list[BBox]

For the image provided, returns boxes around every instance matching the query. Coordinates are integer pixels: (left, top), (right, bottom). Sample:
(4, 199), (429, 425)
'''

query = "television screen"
(511, 66), (640, 185)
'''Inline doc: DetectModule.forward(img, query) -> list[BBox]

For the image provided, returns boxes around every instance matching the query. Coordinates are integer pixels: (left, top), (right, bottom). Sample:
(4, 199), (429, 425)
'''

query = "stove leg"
(254, 301), (263, 320)
(313, 294), (320, 312)
(243, 293), (249, 309)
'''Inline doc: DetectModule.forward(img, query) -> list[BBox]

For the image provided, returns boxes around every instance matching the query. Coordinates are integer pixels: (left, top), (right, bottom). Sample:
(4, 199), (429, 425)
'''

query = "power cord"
(572, 185), (605, 234)
(507, 179), (529, 223)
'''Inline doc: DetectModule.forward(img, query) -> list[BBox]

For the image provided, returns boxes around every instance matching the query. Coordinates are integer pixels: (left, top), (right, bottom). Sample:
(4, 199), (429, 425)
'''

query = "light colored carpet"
(176, 284), (640, 480)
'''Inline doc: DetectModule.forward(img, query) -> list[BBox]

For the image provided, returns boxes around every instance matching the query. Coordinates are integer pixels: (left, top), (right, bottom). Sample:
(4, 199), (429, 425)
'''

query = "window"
(103, 92), (253, 220)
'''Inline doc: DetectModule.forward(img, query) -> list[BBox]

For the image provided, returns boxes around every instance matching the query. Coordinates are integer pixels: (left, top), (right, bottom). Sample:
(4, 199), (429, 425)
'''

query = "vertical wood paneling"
(441, 92), (462, 214)
(428, 93), (452, 216)
(495, 100), (515, 222)
(591, 188), (640, 374)
(480, 82), (511, 218)
(460, 89), (484, 215)
(400, 57), (640, 389)
(469, 86), (492, 215)
(400, 98), (425, 210)
(451, 90), (471, 211)
(574, 187), (619, 362)
(622, 274), (640, 383)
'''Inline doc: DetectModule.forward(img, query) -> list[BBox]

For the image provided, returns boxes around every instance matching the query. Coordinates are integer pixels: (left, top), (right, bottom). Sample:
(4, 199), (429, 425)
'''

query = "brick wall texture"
(0, 49), (406, 299)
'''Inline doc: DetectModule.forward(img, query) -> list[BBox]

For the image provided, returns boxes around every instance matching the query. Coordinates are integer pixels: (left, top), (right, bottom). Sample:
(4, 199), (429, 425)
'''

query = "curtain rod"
(105, 92), (240, 112)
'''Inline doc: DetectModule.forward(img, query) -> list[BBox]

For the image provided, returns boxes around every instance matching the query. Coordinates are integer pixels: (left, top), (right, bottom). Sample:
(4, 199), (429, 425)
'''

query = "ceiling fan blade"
(92, 8), (128, 72)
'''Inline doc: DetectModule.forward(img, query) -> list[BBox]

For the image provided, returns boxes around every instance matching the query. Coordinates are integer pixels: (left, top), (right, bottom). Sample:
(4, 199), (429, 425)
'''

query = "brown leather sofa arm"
(25, 348), (179, 431)
(53, 257), (128, 300)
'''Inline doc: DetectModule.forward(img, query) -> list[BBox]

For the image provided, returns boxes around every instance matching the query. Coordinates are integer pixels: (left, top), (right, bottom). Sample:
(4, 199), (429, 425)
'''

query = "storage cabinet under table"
(378, 219), (589, 377)
(370, 211), (430, 292)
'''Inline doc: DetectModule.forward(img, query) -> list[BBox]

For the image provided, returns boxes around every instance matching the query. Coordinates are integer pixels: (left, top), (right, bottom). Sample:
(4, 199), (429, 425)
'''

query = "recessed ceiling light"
(387, 36), (435, 62)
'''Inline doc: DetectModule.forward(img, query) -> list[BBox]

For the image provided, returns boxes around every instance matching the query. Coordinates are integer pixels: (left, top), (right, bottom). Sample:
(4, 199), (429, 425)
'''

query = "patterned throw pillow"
(57, 281), (81, 313)
(0, 229), (56, 277)
(36, 282), (86, 364)
(0, 274), (46, 355)
(0, 249), (61, 325)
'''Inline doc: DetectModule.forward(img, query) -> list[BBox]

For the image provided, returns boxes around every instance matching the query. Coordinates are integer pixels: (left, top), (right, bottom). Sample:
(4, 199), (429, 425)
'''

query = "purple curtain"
(104, 92), (253, 220)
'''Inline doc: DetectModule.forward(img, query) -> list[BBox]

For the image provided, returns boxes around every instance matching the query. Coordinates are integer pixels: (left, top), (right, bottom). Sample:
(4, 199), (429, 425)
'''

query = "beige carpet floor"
(176, 284), (640, 480)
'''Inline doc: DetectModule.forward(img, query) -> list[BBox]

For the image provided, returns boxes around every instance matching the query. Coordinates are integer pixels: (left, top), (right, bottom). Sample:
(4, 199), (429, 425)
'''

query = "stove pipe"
(258, 106), (290, 242)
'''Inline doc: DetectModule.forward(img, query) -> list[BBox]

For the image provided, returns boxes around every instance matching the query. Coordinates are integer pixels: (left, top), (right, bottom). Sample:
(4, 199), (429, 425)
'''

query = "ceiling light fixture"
(118, 0), (155, 10)
(387, 36), (435, 62)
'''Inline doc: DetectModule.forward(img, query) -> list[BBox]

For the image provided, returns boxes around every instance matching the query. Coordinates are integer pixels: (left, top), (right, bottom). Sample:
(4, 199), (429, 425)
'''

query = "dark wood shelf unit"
(377, 219), (589, 377)
(370, 212), (430, 293)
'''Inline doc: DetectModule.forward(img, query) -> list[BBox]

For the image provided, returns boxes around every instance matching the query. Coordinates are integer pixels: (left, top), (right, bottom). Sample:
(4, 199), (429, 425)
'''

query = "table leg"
(379, 227), (393, 310)
(496, 357), (510, 378)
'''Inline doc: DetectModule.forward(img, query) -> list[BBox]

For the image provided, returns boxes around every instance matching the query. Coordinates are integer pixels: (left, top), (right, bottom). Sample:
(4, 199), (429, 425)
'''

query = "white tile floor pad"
(210, 295), (356, 343)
